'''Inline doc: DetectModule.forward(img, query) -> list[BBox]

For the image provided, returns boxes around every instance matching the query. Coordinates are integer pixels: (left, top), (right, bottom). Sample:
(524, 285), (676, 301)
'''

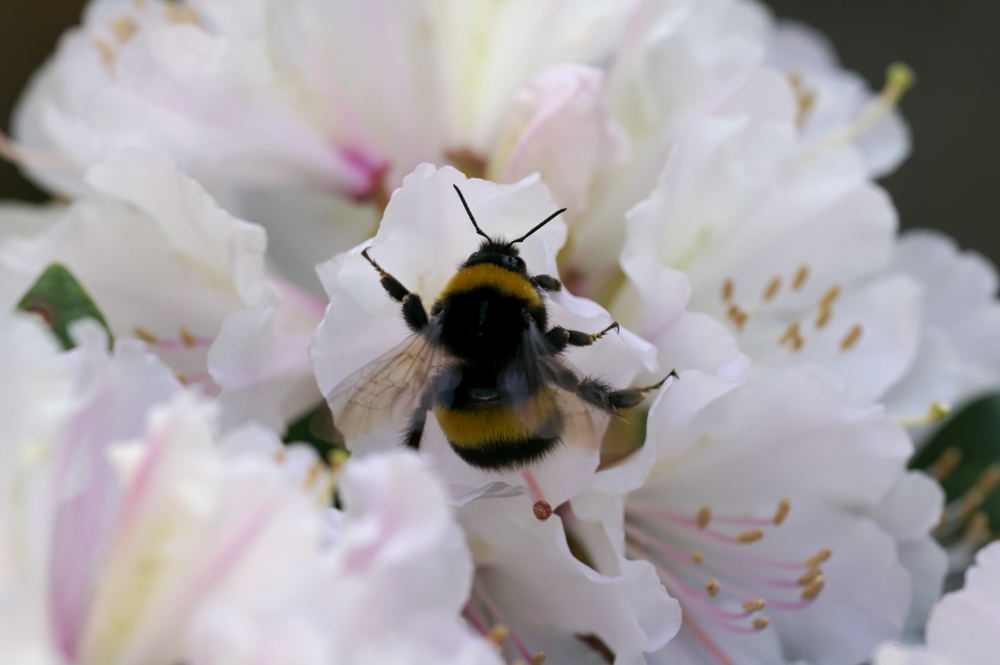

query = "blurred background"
(1, 1), (997, 263)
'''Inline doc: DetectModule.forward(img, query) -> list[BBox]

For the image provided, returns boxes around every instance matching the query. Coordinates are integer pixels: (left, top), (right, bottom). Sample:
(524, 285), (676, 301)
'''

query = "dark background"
(2, 1), (997, 264)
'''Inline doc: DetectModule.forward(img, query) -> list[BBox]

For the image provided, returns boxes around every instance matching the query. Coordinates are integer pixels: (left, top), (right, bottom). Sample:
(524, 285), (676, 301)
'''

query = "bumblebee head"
(452, 185), (566, 275)
(463, 240), (527, 274)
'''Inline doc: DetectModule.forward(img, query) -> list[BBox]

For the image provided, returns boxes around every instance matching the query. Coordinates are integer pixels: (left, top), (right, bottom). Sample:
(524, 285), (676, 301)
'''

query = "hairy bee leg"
(531, 274), (562, 291)
(361, 247), (428, 332)
(545, 321), (620, 352)
(573, 369), (678, 412)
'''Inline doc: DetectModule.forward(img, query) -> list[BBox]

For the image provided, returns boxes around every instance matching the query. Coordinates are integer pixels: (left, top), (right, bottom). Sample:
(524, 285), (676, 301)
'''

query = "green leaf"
(912, 392), (1000, 539)
(282, 400), (345, 460)
(16, 263), (113, 350)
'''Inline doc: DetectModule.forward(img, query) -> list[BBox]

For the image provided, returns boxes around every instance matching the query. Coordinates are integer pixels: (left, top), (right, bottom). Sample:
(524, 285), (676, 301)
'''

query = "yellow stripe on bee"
(440, 263), (542, 308)
(435, 391), (557, 448)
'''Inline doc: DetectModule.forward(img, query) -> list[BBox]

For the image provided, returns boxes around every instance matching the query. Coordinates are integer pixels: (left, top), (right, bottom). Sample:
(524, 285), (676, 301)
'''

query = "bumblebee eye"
(502, 255), (524, 271)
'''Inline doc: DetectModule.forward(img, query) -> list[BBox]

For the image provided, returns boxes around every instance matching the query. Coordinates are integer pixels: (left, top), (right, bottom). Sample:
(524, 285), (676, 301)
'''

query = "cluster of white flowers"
(2, 1), (999, 664)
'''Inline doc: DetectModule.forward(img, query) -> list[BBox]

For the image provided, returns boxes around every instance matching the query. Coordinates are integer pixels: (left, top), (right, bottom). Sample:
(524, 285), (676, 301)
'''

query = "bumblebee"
(327, 185), (670, 470)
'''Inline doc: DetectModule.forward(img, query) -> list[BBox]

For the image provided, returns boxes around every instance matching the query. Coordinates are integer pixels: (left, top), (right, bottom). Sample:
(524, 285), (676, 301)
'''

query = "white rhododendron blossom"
(570, 366), (942, 665)
(615, 109), (926, 407)
(14, 0), (901, 293)
(2, 0), (999, 663)
(0, 312), (499, 665)
(873, 542), (1000, 665)
(0, 148), (322, 431)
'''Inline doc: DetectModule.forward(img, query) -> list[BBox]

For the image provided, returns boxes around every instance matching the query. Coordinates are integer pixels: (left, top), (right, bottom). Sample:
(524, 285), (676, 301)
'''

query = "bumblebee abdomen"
(433, 389), (563, 470)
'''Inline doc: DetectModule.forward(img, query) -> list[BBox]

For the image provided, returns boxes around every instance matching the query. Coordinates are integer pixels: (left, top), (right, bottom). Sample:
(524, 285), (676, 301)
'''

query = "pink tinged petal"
(491, 64), (627, 210)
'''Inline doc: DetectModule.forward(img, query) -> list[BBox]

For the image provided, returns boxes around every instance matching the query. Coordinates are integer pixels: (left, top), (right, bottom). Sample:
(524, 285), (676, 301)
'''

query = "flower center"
(624, 499), (831, 664)
(132, 324), (219, 392)
(719, 266), (865, 356)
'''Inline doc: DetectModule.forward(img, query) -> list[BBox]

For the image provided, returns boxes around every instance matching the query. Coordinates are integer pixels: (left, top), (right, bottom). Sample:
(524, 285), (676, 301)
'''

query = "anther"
(928, 447), (963, 481)
(179, 326), (197, 347)
(486, 625), (509, 644)
(839, 324), (862, 351)
(804, 547), (832, 566)
(778, 322), (804, 350)
(272, 449), (287, 464)
(792, 265), (809, 291)
(726, 304), (748, 330)
(815, 306), (832, 329)
(763, 276), (781, 302)
(742, 599), (766, 613)
(174, 371), (187, 383)
(696, 507), (712, 529)
(788, 72), (816, 129)
(691, 551), (705, 564)
(533, 501), (553, 521)
(773, 498), (791, 526)
(820, 286), (840, 308)
(958, 464), (1000, 520)
(797, 567), (823, 586)
(134, 326), (160, 344)
(530, 654), (547, 665)
(111, 15), (139, 43)
(721, 279), (734, 302)
(303, 461), (322, 490)
(705, 579), (721, 597)
(800, 576), (825, 600)
(752, 617), (771, 631)
(164, 2), (198, 23)
(94, 38), (116, 71)
(736, 529), (764, 544)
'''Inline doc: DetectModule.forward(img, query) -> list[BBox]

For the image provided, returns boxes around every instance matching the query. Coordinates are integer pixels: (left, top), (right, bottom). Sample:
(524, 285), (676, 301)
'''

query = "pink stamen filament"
(629, 501), (774, 528)
(154, 336), (214, 350)
(625, 521), (819, 612)
(474, 581), (534, 663)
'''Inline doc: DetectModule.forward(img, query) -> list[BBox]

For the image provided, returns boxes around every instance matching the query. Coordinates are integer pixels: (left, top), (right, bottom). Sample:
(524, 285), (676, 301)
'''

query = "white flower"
(312, 163), (688, 663)
(873, 542), (1000, 665)
(882, 230), (1000, 426)
(0, 148), (321, 431)
(765, 21), (912, 178)
(0, 313), (499, 665)
(615, 110), (925, 406)
(570, 366), (941, 665)
(14, 0), (895, 296)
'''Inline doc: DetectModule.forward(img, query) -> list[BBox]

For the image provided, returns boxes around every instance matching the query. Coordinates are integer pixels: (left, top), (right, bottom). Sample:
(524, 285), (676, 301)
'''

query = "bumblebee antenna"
(511, 206), (567, 244)
(453, 185), (491, 241)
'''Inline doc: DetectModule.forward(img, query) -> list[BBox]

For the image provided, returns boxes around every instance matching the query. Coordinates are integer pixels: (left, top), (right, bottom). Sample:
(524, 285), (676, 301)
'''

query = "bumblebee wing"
(502, 325), (610, 451)
(326, 323), (449, 441)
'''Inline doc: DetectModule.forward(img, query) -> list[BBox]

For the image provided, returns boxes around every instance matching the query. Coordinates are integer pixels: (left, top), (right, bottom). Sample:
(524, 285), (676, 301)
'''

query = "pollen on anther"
(800, 576), (825, 600)
(111, 15), (139, 43)
(792, 265), (809, 290)
(821, 285), (840, 307)
(178, 326), (198, 347)
(530, 653), (547, 665)
(839, 324), (863, 351)
(174, 371), (187, 383)
(691, 550), (705, 564)
(134, 325), (160, 344)
(804, 547), (832, 566)
(726, 304), (748, 330)
(696, 507), (712, 529)
(815, 306), (832, 329)
(164, 2), (199, 23)
(797, 567), (822, 586)
(737, 528), (764, 543)
(773, 498), (791, 525)
(303, 461), (322, 490)
(763, 276), (781, 302)
(721, 279), (734, 302)
(752, 617), (771, 631)
(94, 38), (116, 71)
(705, 579), (721, 597)
(486, 624), (509, 644)
(742, 599), (766, 613)
(928, 447), (963, 481)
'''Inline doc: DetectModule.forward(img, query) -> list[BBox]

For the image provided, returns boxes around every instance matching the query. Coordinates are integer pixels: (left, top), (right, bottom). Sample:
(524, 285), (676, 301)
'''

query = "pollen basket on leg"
(625, 498), (833, 639)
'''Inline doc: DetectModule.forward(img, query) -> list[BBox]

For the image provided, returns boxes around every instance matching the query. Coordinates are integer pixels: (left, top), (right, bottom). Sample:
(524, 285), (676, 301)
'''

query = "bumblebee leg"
(574, 370), (678, 412)
(546, 321), (620, 352)
(531, 274), (562, 291)
(403, 392), (435, 450)
(362, 247), (428, 332)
